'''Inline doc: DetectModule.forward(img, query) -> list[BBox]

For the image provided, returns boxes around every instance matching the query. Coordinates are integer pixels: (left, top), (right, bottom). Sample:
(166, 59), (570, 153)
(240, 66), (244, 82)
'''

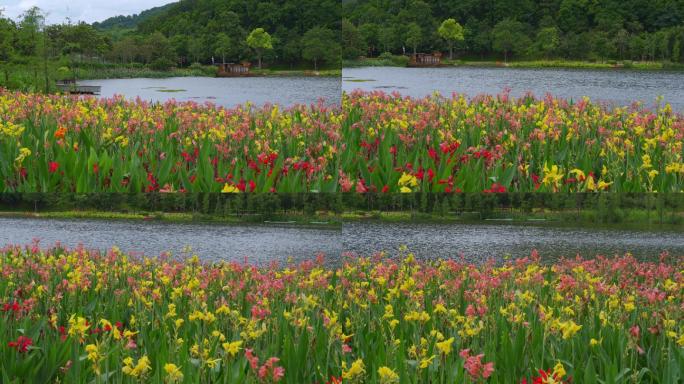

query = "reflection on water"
(0, 218), (682, 264)
(343, 66), (684, 111)
(80, 76), (342, 108)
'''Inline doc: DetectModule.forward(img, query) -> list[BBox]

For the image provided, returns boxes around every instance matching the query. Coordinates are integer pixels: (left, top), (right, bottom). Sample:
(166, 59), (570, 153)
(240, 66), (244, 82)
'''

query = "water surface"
(80, 76), (342, 108)
(0, 217), (681, 264)
(343, 66), (684, 111)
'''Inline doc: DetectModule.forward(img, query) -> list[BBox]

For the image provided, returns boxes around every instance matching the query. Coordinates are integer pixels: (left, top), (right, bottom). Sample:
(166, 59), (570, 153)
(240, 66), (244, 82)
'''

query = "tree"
(169, 35), (189, 66)
(280, 35), (301, 66)
(0, 12), (15, 85)
(246, 28), (273, 69)
(342, 19), (365, 60)
(673, 35), (681, 63)
(16, 6), (43, 57)
(492, 19), (530, 62)
(614, 29), (629, 60)
(437, 19), (464, 60)
(378, 25), (396, 53)
(214, 33), (231, 64)
(188, 37), (205, 64)
(302, 26), (340, 70)
(535, 27), (559, 59)
(359, 23), (379, 56)
(405, 22), (422, 55)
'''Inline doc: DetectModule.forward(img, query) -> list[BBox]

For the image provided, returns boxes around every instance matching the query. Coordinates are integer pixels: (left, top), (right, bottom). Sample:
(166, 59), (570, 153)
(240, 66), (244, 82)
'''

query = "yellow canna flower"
(164, 363), (184, 382)
(222, 183), (240, 193)
(222, 340), (243, 357)
(377, 366), (399, 384)
(436, 337), (454, 355)
(342, 358), (365, 380)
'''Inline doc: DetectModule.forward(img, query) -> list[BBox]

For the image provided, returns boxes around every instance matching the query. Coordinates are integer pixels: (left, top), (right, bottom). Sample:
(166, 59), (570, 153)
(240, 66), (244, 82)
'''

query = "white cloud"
(1, 0), (176, 24)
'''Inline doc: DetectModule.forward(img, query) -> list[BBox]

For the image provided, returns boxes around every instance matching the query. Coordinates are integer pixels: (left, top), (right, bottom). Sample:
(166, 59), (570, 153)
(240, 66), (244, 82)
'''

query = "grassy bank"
(0, 210), (342, 227)
(1, 206), (681, 230)
(344, 57), (684, 71)
(249, 68), (341, 77)
(75, 65), (216, 80)
(79, 65), (341, 80)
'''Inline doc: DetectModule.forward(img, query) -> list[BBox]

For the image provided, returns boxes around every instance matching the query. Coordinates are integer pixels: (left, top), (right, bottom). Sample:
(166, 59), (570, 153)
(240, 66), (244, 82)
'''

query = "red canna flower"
(484, 182), (506, 193)
(8, 335), (32, 353)
(415, 167), (425, 181)
(428, 147), (438, 161)
(521, 368), (572, 384)
(49, 161), (59, 173)
(426, 168), (435, 182)
(2, 301), (20, 313)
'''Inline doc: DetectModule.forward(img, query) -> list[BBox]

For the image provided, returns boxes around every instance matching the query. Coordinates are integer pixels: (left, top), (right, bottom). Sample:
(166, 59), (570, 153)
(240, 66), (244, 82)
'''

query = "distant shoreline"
(75, 66), (341, 81)
(343, 57), (684, 71)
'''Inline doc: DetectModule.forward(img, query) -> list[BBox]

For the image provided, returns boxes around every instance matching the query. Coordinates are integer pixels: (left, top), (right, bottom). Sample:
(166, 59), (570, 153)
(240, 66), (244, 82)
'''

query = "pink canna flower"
(258, 357), (285, 382)
(245, 348), (260, 370)
(460, 349), (494, 380)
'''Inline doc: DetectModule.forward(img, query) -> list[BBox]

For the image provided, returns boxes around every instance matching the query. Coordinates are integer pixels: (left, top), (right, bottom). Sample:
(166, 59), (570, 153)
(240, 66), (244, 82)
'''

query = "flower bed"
(1, 244), (682, 383)
(0, 90), (682, 193)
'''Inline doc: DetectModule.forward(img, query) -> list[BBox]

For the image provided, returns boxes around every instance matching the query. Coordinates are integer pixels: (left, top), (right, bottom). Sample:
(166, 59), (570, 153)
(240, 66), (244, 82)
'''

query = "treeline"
(0, 8), (118, 90)
(127, 0), (342, 69)
(342, 0), (684, 63)
(2, 193), (683, 225)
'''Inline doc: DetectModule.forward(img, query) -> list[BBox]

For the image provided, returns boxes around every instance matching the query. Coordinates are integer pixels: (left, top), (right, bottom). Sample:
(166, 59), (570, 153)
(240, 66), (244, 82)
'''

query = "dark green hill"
(92, 2), (177, 30)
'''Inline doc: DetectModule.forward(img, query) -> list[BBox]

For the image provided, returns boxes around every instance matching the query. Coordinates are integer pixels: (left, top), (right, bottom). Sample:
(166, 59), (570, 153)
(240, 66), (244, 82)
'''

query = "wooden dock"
(56, 80), (101, 95)
(216, 62), (252, 77)
(408, 52), (444, 67)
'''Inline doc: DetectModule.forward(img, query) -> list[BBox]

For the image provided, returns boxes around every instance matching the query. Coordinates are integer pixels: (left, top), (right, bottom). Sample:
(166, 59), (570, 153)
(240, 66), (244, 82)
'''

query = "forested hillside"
(343, 0), (684, 62)
(92, 3), (176, 31)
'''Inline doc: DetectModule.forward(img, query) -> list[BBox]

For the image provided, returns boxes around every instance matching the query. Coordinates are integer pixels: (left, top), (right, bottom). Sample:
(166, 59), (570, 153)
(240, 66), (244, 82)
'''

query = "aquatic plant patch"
(0, 244), (682, 383)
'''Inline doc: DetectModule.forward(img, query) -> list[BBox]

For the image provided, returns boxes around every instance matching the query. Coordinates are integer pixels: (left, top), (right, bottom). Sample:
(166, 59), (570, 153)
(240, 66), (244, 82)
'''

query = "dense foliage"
(342, 0), (684, 62)
(134, 0), (341, 68)
(1, 244), (683, 382)
(2, 90), (683, 194)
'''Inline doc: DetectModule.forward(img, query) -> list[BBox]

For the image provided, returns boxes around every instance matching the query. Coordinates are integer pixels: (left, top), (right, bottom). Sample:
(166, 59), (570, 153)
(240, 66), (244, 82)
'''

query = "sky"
(1, 0), (176, 24)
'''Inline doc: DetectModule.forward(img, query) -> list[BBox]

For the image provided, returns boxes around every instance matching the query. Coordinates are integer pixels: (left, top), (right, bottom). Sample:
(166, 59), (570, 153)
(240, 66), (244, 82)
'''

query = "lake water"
(80, 76), (342, 108)
(1, 217), (682, 264)
(78, 68), (684, 111)
(343, 66), (684, 111)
